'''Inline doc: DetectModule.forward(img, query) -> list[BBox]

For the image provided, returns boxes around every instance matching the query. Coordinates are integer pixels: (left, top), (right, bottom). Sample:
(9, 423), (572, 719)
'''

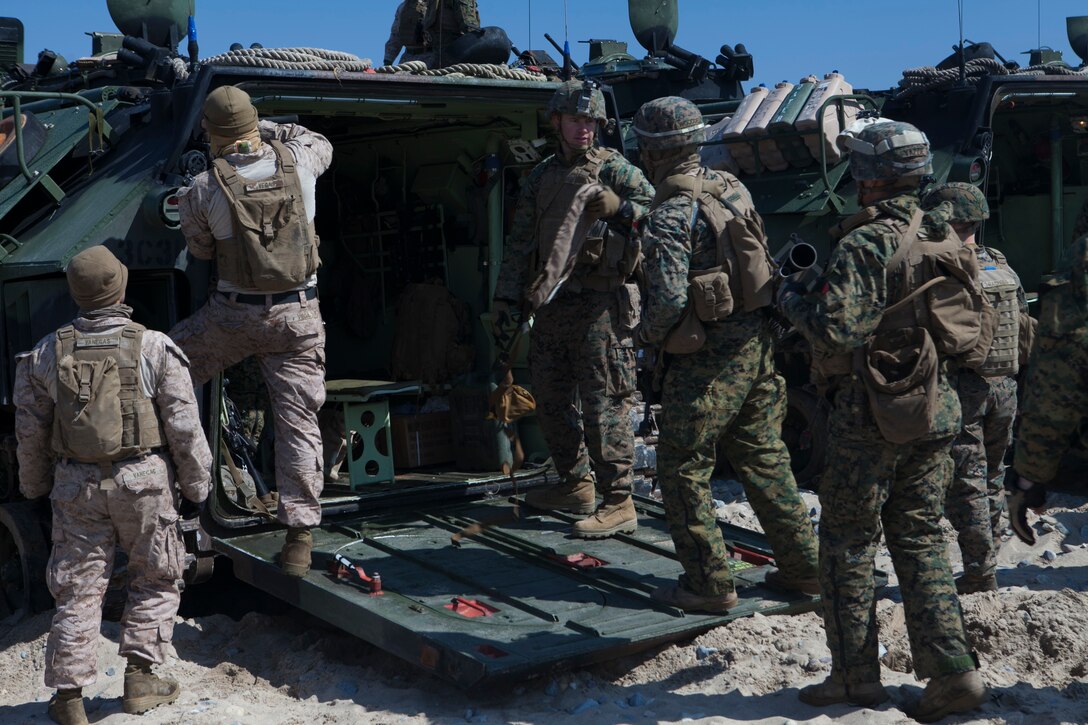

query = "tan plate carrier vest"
(212, 140), (319, 293)
(533, 147), (639, 294)
(975, 247), (1021, 376)
(51, 323), (165, 473)
(661, 169), (775, 319)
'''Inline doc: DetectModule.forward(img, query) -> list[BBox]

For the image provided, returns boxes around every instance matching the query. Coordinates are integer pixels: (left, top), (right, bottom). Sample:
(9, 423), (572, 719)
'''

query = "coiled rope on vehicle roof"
(376, 60), (547, 82)
(897, 57), (1088, 98)
(199, 47), (374, 72)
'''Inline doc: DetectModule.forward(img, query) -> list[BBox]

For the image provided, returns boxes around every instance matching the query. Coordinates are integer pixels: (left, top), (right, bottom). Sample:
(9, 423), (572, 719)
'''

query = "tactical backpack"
(51, 324), (165, 464)
(655, 169), (776, 354)
(974, 247), (1023, 376)
(857, 207), (996, 442)
(212, 140), (319, 292)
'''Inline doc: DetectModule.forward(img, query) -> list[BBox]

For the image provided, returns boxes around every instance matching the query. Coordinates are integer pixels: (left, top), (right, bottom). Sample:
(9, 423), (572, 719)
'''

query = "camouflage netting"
(376, 59), (547, 82)
(898, 57), (1088, 99)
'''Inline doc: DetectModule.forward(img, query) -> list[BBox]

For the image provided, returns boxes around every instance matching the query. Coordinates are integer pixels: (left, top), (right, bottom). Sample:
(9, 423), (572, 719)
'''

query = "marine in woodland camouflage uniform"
(780, 120), (986, 720)
(1009, 237), (1088, 536)
(493, 80), (652, 538)
(15, 246), (212, 725)
(632, 96), (818, 613)
(383, 0), (429, 66)
(171, 86), (332, 576)
(922, 182), (1034, 594)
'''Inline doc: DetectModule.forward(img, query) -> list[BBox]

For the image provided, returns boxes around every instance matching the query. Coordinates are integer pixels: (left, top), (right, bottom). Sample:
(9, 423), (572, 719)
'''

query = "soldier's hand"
(586, 187), (622, 219)
(490, 300), (515, 342)
(179, 497), (206, 520)
(775, 274), (806, 308)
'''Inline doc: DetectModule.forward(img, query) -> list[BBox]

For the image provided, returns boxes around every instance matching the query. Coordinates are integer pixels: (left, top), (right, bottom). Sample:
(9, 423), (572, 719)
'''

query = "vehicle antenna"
(562, 0), (572, 79)
(958, 0), (966, 85)
(528, 0), (531, 54)
(1038, 0), (1042, 51)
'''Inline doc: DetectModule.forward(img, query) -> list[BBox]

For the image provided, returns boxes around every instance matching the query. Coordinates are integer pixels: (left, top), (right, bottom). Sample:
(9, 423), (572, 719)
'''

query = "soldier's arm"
(177, 181), (216, 260)
(639, 200), (694, 345)
(259, 119), (333, 178)
(493, 164), (545, 303)
(599, 154), (654, 227)
(13, 347), (55, 499)
(149, 334), (213, 503)
(384, 2), (405, 65)
(781, 228), (891, 352)
(1013, 298), (1088, 483)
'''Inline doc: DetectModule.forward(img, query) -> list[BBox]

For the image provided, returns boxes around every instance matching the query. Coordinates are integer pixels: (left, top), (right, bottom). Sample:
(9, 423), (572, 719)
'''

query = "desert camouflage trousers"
(170, 291), (326, 527)
(529, 288), (635, 495)
(657, 319), (818, 596)
(819, 427), (975, 684)
(949, 371), (1017, 576)
(45, 454), (184, 689)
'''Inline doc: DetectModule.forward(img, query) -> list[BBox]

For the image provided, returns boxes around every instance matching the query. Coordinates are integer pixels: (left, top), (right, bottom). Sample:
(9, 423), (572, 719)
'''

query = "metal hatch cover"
(213, 495), (861, 690)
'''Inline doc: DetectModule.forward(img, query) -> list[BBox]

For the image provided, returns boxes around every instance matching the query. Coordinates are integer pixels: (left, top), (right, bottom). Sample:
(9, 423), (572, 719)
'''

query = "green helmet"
(838, 118), (932, 181)
(547, 79), (607, 122)
(921, 182), (989, 223)
(632, 96), (706, 151)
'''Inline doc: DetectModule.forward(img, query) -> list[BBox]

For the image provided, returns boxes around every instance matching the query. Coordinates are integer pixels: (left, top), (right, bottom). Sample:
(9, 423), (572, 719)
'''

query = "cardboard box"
(391, 412), (454, 469)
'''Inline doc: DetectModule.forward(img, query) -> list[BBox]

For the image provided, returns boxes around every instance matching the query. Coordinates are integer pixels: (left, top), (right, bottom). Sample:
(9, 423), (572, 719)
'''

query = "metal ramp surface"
(213, 495), (823, 689)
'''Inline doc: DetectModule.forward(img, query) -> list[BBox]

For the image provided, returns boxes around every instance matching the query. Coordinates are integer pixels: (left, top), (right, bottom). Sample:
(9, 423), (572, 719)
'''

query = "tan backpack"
(212, 140), (319, 292)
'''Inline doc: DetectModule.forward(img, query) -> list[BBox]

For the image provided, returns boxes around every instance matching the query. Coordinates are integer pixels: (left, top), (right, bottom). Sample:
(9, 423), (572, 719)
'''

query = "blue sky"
(12, 1), (1088, 91)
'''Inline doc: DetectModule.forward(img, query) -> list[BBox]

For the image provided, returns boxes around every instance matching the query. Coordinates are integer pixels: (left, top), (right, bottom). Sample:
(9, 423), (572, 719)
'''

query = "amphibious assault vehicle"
(0, 0), (1082, 688)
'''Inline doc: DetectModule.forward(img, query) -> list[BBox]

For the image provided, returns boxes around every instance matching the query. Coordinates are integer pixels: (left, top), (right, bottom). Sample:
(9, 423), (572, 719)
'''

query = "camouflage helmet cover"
(838, 118), (932, 181)
(547, 79), (607, 122)
(921, 182), (990, 223)
(632, 96), (707, 151)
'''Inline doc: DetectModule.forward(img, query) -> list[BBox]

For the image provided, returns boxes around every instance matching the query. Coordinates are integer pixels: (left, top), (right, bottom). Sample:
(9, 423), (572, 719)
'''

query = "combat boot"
(123, 657), (180, 714)
(798, 677), (889, 707)
(650, 583), (738, 613)
(47, 689), (87, 725)
(908, 669), (987, 723)
(523, 477), (596, 515)
(764, 567), (821, 596)
(571, 493), (637, 538)
(955, 572), (998, 595)
(280, 526), (313, 577)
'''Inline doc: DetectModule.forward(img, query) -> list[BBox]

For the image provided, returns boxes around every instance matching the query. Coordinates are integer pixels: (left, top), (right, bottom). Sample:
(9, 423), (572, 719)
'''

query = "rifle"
(220, 379), (277, 518)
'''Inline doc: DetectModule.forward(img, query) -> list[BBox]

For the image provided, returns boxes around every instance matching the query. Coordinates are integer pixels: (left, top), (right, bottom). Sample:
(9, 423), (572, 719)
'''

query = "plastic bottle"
(746, 81), (793, 172)
(796, 72), (859, 166)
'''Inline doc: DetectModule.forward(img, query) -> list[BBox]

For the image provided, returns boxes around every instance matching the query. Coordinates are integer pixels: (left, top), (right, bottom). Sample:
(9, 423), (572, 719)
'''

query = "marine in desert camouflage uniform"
(15, 246), (212, 725)
(1008, 236), (1088, 541)
(632, 96), (818, 613)
(171, 85), (332, 577)
(493, 79), (652, 538)
(780, 120), (986, 721)
(921, 182), (1034, 594)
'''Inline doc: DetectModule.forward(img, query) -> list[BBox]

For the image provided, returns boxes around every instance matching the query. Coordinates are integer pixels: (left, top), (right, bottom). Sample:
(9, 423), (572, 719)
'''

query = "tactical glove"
(586, 187), (622, 219)
(179, 497), (206, 520)
(490, 300), (515, 342)
(1006, 473), (1047, 545)
(775, 274), (807, 308)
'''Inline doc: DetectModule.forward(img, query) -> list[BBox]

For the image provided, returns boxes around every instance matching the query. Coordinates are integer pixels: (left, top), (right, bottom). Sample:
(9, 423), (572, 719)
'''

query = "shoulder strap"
(212, 157), (246, 199)
(885, 207), (925, 273)
(270, 139), (296, 175)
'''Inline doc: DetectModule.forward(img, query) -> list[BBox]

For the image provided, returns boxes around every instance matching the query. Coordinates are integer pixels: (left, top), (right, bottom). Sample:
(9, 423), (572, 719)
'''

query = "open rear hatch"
(214, 494), (842, 689)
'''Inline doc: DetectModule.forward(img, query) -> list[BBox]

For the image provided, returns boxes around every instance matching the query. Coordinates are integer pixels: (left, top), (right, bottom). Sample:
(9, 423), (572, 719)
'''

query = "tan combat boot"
(798, 677), (889, 707)
(47, 689), (88, 725)
(650, 583), (738, 613)
(281, 526), (313, 577)
(955, 572), (998, 595)
(523, 477), (596, 515)
(123, 658), (180, 714)
(764, 567), (821, 596)
(909, 669), (988, 723)
(571, 493), (637, 538)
